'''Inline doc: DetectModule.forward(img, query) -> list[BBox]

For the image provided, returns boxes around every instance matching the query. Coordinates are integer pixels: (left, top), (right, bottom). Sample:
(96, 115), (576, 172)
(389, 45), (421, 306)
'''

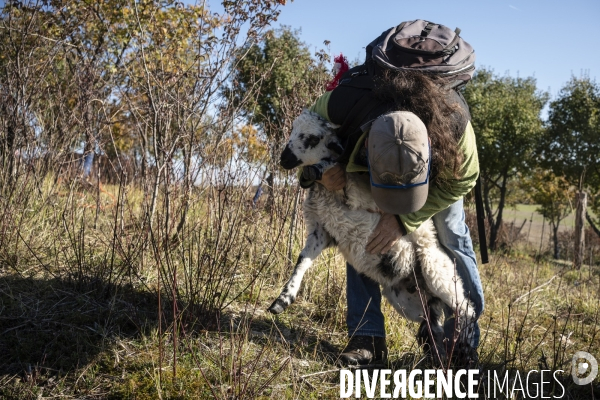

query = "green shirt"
(306, 91), (480, 234)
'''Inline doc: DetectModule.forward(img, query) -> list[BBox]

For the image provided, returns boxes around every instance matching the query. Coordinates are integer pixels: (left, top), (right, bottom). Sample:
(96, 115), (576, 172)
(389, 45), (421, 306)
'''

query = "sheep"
(269, 109), (476, 360)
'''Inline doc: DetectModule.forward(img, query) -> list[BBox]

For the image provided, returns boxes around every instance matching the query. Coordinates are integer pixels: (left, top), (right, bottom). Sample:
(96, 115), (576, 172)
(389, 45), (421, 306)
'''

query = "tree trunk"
(586, 211), (600, 238)
(489, 173), (508, 251)
(552, 224), (560, 260)
(573, 191), (587, 269)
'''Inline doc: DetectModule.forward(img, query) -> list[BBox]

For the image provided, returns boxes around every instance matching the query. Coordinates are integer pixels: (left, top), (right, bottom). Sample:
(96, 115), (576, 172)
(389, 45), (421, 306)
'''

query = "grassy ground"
(0, 179), (599, 399)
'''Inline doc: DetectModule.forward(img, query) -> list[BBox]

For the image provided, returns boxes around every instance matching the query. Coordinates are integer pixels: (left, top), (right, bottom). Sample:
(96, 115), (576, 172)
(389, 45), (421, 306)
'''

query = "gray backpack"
(366, 19), (475, 79)
(331, 21), (476, 161)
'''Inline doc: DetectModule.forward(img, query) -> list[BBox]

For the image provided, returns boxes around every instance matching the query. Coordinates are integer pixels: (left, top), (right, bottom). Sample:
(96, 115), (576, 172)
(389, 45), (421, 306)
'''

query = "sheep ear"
(327, 122), (341, 129)
(326, 141), (344, 155)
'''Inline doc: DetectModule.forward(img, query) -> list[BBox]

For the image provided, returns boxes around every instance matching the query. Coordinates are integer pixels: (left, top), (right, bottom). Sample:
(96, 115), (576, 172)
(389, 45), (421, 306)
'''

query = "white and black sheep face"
(279, 110), (344, 170)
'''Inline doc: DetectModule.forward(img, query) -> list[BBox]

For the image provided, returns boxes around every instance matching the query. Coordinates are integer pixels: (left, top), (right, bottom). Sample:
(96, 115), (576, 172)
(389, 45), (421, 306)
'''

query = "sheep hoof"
(268, 298), (288, 314)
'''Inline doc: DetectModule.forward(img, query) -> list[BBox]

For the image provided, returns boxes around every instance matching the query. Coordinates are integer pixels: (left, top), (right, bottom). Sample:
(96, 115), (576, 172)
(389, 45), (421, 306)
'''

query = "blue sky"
(273, 0), (599, 99)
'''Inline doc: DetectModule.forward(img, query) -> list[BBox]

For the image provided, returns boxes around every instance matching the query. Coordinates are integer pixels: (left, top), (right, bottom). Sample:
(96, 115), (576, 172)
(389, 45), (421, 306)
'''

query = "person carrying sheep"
(299, 20), (484, 367)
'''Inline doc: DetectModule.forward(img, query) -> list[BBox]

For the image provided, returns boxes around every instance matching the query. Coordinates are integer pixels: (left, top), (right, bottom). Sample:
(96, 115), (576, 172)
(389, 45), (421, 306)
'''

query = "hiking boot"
(337, 336), (388, 366)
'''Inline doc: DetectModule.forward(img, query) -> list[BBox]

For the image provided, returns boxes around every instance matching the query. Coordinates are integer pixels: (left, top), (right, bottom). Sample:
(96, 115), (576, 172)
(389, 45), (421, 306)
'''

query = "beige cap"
(367, 111), (430, 215)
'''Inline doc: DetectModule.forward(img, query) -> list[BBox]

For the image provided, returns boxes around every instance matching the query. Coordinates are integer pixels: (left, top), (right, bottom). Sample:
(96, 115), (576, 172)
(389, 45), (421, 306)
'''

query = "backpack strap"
(440, 28), (462, 56)
(335, 92), (386, 164)
(420, 22), (434, 37)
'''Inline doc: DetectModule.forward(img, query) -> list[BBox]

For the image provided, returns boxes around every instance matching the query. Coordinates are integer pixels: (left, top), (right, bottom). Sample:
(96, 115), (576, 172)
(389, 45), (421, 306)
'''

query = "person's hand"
(366, 213), (403, 254)
(317, 164), (346, 191)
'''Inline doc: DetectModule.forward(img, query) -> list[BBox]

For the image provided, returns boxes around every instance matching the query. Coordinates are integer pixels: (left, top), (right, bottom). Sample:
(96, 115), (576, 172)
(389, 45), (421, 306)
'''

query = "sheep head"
(279, 109), (343, 170)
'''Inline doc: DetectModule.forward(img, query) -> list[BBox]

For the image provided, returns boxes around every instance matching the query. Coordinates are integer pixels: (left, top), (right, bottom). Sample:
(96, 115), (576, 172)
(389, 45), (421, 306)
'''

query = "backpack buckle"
(350, 69), (368, 77)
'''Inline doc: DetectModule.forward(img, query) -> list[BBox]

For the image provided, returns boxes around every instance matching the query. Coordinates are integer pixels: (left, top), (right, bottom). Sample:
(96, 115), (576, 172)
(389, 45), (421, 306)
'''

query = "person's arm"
(309, 91), (332, 121)
(398, 121), (479, 234)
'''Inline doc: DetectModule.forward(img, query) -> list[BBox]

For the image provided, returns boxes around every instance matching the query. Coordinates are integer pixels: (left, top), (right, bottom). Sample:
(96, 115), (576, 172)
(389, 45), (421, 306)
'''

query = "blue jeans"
(346, 198), (484, 347)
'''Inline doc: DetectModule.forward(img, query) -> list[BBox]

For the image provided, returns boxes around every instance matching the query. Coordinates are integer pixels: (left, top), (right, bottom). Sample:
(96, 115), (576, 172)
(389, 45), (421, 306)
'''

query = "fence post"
(573, 191), (587, 269)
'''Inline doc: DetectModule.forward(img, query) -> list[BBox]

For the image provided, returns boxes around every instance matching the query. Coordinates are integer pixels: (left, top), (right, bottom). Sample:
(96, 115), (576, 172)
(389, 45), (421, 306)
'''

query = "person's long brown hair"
(373, 70), (465, 184)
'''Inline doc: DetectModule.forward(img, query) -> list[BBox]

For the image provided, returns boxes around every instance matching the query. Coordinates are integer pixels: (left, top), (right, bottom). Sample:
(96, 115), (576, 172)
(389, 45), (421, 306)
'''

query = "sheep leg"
(413, 224), (476, 329)
(268, 224), (332, 314)
(417, 298), (447, 365)
(383, 276), (427, 322)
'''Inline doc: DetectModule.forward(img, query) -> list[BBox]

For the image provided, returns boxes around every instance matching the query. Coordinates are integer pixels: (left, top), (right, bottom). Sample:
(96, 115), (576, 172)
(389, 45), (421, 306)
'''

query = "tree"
(525, 169), (574, 259)
(463, 69), (549, 251)
(588, 190), (600, 237)
(0, 0), (284, 233)
(539, 76), (600, 268)
(227, 27), (329, 210)
(0, 1), (77, 185)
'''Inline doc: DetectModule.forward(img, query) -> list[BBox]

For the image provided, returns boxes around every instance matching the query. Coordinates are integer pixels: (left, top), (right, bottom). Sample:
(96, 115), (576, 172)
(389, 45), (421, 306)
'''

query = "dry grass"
(0, 176), (599, 399)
